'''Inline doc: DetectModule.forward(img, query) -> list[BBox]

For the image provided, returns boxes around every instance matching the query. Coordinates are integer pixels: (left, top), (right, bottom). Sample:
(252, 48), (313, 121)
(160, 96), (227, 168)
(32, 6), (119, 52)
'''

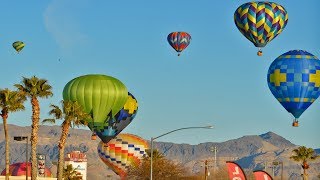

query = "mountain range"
(0, 124), (319, 179)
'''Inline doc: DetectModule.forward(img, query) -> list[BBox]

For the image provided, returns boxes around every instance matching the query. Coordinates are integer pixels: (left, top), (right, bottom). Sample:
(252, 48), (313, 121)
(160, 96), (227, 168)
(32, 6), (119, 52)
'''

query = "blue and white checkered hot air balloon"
(267, 50), (320, 126)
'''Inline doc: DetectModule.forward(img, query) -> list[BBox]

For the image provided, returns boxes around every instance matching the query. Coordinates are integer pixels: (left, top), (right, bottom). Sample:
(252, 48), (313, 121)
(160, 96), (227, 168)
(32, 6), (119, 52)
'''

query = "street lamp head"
(13, 136), (28, 141)
(205, 125), (214, 129)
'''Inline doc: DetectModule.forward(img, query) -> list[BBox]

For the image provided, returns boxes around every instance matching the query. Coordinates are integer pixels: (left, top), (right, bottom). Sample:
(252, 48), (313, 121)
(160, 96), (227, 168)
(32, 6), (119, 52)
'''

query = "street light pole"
(150, 137), (154, 180)
(26, 136), (28, 180)
(150, 125), (213, 180)
(13, 136), (28, 180)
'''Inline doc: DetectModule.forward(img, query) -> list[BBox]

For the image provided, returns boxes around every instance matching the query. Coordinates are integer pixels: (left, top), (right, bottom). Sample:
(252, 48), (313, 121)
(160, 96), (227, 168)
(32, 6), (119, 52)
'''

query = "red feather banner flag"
(226, 161), (247, 180)
(253, 170), (273, 180)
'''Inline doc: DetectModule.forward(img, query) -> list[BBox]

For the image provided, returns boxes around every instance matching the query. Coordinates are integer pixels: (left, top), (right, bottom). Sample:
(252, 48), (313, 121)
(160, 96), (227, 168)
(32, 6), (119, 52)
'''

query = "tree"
(63, 164), (82, 180)
(42, 100), (90, 180)
(0, 88), (26, 180)
(290, 146), (319, 180)
(126, 149), (186, 180)
(15, 76), (53, 180)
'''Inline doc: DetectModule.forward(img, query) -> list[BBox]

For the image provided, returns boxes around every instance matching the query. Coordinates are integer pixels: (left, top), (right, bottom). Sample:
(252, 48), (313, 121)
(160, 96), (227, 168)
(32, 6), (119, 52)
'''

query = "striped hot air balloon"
(167, 32), (191, 56)
(97, 133), (149, 179)
(12, 41), (25, 53)
(267, 50), (320, 126)
(234, 2), (288, 56)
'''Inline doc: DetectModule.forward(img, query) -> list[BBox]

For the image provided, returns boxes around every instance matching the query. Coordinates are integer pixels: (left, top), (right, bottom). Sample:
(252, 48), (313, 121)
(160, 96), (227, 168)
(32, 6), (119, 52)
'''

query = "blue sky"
(0, 0), (319, 149)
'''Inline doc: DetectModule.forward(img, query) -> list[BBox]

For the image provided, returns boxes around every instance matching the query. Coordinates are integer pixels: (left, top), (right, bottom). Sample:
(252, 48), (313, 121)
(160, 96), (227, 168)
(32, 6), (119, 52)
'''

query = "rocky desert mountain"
(0, 124), (319, 179)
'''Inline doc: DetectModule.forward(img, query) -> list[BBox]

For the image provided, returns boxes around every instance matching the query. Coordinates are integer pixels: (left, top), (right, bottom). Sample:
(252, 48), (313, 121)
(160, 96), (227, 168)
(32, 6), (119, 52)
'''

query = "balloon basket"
(91, 134), (97, 140)
(257, 51), (263, 56)
(292, 121), (299, 127)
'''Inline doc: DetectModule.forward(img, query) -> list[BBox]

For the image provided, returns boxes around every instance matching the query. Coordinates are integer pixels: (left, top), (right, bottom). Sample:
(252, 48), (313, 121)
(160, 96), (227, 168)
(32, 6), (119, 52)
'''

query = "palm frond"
(290, 146), (318, 163)
(15, 76), (53, 98)
(48, 104), (63, 119)
(0, 88), (26, 112)
(42, 119), (56, 124)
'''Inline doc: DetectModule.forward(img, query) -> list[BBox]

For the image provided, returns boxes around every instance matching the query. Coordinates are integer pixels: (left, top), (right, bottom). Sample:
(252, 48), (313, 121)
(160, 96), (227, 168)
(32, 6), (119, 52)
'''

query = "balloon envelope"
(95, 92), (139, 143)
(234, 2), (288, 49)
(1, 162), (52, 177)
(267, 50), (320, 120)
(12, 41), (25, 53)
(167, 32), (191, 55)
(63, 74), (128, 142)
(97, 133), (149, 178)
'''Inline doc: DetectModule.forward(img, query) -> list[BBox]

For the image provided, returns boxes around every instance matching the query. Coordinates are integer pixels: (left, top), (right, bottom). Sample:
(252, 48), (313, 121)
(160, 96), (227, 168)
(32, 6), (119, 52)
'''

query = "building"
(64, 151), (87, 180)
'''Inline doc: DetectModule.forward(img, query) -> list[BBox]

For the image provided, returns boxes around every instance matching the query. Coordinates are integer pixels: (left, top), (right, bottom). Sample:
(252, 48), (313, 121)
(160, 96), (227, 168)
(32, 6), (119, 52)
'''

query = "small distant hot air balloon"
(234, 2), (288, 56)
(12, 41), (25, 53)
(167, 32), (191, 56)
(97, 133), (149, 179)
(267, 50), (320, 126)
(63, 74), (128, 143)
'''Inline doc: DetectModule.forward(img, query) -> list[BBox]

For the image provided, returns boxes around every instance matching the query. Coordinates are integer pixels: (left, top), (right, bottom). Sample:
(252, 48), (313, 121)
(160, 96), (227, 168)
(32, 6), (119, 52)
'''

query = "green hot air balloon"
(63, 74), (128, 143)
(12, 41), (25, 53)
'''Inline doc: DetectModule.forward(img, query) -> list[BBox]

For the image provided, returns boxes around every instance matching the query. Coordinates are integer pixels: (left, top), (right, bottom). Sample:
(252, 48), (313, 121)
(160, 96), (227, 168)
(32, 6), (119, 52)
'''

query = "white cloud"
(43, 0), (89, 53)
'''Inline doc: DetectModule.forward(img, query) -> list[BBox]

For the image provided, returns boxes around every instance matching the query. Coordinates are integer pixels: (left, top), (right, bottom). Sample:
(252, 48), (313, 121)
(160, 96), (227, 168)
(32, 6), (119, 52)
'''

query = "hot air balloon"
(167, 32), (191, 56)
(95, 92), (138, 142)
(12, 41), (25, 53)
(267, 50), (320, 126)
(234, 2), (288, 56)
(97, 133), (149, 179)
(1, 162), (52, 177)
(63, 74), (128, 142)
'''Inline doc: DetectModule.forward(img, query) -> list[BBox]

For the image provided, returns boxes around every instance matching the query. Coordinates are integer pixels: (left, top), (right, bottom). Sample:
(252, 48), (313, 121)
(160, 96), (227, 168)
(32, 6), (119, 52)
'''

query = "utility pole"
(281, 161), (283, 180)
(204, 160), (208, 180)
(264, 161), (267, 171)
(272, 164), (275, 178)
(210, 146), (217, 178)
(213, 146), (217, 168)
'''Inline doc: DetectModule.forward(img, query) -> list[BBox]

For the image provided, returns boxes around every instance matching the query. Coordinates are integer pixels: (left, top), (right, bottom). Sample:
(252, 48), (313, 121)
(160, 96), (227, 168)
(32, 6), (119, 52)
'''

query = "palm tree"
(290, 146), (319, 180)
(14, 76), (53, 180)
(0, 88), (26, 180)
(146, 149), (165, 160)
(42, 100), (90, 180)
(63, 164), (82, 180)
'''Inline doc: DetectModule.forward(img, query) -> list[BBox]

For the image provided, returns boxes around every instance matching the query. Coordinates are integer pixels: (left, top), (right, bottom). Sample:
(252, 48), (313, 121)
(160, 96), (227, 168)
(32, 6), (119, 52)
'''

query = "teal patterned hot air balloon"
(267, 50), (320, 126)
(95, 92), (138, 143)
(234, 2), (288, 56)
(63, 74), (128, 142)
